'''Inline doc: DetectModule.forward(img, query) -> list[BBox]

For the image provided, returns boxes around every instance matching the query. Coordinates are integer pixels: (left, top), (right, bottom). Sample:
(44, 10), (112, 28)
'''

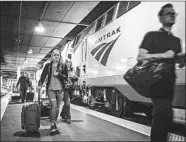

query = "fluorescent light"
(24, 60), (28, 64)
(35, 23), (45, 33)
(27, 49), (33, 54)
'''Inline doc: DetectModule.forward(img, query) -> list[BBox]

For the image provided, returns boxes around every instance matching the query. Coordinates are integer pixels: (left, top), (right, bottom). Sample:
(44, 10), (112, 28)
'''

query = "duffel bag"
(123, 58), (174, 98)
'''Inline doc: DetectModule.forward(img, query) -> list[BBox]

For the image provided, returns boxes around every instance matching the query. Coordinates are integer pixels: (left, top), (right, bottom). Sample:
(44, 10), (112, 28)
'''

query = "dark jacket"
(38, 61), (68, 90)
(16, 76), (30, 89)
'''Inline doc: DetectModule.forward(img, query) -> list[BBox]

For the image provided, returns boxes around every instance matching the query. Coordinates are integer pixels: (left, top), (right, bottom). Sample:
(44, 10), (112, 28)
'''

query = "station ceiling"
(0, 1), (118, 77)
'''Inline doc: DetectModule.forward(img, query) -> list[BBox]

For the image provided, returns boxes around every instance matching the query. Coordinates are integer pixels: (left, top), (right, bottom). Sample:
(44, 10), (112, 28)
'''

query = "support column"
(17, 66), (21, 80)
(1, 76), (3, 90)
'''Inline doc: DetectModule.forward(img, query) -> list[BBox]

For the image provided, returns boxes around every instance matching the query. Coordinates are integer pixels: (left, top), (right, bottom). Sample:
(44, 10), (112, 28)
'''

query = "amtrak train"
(61, 1), (185, 118)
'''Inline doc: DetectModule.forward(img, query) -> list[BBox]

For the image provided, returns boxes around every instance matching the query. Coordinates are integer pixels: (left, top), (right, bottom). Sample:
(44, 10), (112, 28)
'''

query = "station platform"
(1, 94), (185, 141)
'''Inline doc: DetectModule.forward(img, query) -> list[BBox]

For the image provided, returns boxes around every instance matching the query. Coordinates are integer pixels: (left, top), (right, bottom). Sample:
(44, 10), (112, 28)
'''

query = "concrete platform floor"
(1, 102), (150, 141)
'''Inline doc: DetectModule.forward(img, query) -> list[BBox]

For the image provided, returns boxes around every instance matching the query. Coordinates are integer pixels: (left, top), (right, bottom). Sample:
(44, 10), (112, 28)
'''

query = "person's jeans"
(48, 90), (62, 124)
(61, 90), (71, 120)
(20, 88), (27, 103)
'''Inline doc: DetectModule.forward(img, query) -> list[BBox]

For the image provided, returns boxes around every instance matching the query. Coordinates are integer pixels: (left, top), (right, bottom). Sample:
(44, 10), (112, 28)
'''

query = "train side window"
(116, 1), (129, 18)
(89, 21), (96, 34)
(105, 7), (115, 26)
(95, 16), (104, 32)
(128, 1), (141, 11)
(74, 34), (80, 46)
(116, 1), (141, 18)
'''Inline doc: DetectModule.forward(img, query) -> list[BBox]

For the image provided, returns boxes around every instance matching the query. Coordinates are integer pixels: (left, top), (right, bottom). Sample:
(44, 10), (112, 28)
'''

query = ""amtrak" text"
(95, 27), (121, 44)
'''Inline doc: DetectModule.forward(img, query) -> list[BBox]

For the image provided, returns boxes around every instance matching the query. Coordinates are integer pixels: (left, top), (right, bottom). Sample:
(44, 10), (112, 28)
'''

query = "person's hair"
(158, 3), (173, 17)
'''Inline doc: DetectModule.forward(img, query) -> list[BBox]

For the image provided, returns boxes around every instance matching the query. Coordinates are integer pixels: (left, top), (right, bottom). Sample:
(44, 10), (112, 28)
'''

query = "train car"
(61, 1), (185, 118)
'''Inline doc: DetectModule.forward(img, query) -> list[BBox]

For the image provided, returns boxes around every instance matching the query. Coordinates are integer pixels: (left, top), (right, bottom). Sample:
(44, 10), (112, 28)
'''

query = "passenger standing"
(38, 49), (68, 134)
(16, 72), (30, 103)
(137, 3), (185, 142)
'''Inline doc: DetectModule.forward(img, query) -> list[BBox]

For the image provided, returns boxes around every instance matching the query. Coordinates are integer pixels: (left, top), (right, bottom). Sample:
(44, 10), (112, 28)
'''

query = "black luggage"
(26, 92), (34, 102)
(40, 98), (51, 117)
(124, 58), (174, 98)
(21, 90), (41, 133)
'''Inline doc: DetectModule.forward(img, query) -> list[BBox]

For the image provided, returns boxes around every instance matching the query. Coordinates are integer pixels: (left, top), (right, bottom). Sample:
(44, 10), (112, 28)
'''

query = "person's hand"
(53, 70), (59, 76)
(163, 50), (175, 58)
(177, 52), (185, 57)
(178, 62), (185, 68)
(177, 53), (185, 68)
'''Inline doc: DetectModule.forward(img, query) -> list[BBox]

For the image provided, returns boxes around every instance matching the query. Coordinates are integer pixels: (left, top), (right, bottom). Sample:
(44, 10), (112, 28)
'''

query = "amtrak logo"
(91, 35), (120, 66)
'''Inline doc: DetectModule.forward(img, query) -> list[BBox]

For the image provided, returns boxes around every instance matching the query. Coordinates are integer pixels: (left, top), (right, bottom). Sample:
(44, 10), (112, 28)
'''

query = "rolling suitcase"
(21, 90), (41, 133)
(26, 92), (34, 102)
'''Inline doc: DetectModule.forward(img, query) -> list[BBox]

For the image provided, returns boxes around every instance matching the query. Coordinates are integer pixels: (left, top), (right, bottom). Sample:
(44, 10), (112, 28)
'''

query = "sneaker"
(66, 119), (71, 124)
(50, 125), (56, 134)
(53, 124), (59, 132)
(60, 112), (66, 120)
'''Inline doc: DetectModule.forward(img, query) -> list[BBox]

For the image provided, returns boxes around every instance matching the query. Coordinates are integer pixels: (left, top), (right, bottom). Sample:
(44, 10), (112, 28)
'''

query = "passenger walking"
(137, 3), (185, 142)
(38, 48), (68, 134)
(25, 73), (32, 88)
(60, 59), (77, 124)
(68, 66), (78, 101)
(16, 72), (31, 103)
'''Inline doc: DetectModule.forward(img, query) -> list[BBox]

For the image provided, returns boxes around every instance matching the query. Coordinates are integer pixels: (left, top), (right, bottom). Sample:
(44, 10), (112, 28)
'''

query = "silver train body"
(61, 2), (185, 117)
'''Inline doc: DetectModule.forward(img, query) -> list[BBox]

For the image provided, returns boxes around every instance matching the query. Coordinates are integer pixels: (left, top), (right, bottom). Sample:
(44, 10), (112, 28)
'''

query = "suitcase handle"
(38, 89), (41, 105)
(36, 88), (41, 105)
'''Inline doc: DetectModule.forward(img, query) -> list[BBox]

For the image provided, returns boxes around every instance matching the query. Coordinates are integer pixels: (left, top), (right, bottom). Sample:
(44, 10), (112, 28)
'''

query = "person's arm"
(138, 48), (175, 61)
(175, 52), (185, 68)
(137, 32), (175, 61)
(16, 77), (20, 88)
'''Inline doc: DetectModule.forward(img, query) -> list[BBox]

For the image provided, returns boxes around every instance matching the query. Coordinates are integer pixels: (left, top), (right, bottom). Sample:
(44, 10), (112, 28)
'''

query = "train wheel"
(111, 104), (123, 117)
(121, 97), (132, 117)
(88, 97), (95, 110)
(110, 90), (123, 117)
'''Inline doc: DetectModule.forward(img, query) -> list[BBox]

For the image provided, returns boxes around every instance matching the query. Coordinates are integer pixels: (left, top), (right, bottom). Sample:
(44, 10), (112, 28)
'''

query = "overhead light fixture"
(35, 22), (45, 33)
(24, 60), (28, 64)
(27, 49), (33, 54)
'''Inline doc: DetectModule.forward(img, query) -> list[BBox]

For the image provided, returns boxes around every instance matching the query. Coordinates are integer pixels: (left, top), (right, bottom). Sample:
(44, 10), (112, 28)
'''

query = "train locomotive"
(60, 1), (185, 119)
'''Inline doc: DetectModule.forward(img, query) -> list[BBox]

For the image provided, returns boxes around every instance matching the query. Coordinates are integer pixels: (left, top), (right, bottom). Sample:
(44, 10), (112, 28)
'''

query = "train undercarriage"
(71, 86), (153, 120)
